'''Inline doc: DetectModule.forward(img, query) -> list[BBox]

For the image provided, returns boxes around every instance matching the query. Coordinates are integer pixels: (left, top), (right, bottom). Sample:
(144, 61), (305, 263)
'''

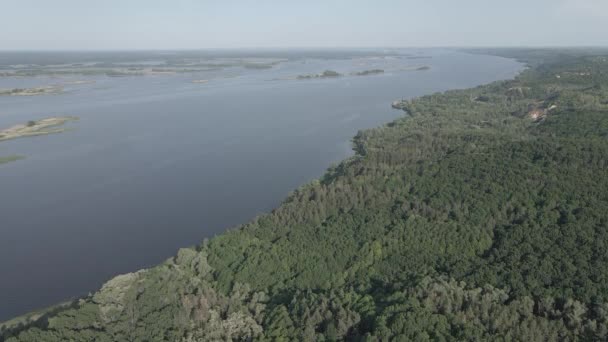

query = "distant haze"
(2, 0), (608, 50)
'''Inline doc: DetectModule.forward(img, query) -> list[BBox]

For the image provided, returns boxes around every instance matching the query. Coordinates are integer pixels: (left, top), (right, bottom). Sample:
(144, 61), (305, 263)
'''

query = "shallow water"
(0, 49), (522, 320)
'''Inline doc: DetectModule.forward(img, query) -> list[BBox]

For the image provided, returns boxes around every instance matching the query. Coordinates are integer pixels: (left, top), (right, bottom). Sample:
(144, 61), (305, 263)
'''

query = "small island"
(105, 70), (146, 77)
(297, 70), (342, 80)
(0, 155), (24, 165)
(395, 65), (431, 72)
(0, 116), (78, 142)
(0, 85), (64, 96)
(243, 63), (274, 70)
(62, 80), (96, 85)
(406, 55), (433, 60)
(352, 69), (385, 76)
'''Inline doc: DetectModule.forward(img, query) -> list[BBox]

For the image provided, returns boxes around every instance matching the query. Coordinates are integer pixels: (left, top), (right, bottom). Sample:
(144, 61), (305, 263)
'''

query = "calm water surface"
(0, 49), (522, 320)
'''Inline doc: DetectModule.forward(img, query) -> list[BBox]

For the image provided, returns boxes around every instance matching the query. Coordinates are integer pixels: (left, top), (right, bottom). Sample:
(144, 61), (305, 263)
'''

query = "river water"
(0, 49), (522, 320)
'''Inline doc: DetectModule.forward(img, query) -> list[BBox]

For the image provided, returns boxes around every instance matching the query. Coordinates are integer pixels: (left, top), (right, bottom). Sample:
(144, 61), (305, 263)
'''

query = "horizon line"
(1, 45), (607, 53)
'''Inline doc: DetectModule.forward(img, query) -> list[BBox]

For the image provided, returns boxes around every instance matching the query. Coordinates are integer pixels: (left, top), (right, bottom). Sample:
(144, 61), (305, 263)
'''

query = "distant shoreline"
(0, 85), (63, 96)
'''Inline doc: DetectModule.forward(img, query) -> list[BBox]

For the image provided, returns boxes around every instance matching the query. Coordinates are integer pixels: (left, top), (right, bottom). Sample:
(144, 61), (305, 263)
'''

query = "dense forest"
(2, 49), (608, 341)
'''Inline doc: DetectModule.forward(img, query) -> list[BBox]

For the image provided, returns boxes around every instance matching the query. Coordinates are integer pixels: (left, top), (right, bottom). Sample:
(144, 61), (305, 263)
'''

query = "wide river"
(0, 49), (522, 320)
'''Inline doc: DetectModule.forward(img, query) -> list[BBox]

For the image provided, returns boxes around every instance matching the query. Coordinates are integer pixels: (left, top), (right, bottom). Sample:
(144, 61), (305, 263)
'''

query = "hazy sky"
(2, 0), (607, 50)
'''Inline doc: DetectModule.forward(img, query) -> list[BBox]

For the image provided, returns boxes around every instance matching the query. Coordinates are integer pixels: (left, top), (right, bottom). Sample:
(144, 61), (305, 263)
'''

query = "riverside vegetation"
(2, 49), (608, 341)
